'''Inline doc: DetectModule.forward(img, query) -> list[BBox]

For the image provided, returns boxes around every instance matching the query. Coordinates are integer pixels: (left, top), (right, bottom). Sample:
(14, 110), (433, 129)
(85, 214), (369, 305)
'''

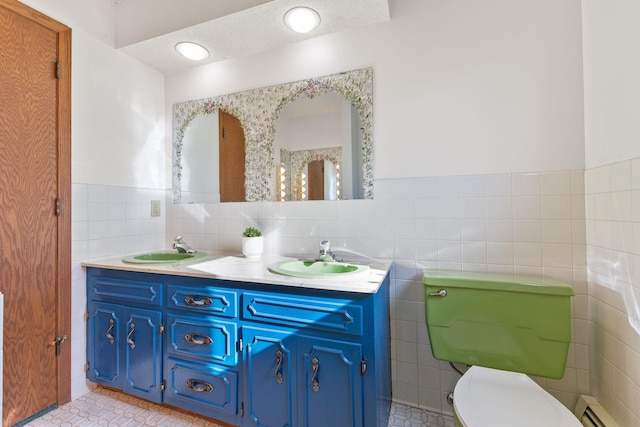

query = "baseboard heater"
(574, 395), (620, 427)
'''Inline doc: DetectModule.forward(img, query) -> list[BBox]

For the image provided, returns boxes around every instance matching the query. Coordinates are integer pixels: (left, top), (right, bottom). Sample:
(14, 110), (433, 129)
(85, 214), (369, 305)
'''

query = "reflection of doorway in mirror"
(219, 111), (246, 202)
(308, 160), (324, 200)
(306, 160), (339, 200)
(281, 148), (341, 201)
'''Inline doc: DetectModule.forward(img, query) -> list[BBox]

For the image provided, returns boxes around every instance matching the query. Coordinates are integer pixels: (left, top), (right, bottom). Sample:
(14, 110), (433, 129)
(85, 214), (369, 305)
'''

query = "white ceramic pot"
(242, 236), (263, 258)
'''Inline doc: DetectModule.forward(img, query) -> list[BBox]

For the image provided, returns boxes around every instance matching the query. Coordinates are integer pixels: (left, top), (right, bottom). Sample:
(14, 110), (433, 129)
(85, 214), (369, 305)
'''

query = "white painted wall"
(582, 0), (640, 168)
(21, 0), (166, 190)
(165, 0), (585, 185)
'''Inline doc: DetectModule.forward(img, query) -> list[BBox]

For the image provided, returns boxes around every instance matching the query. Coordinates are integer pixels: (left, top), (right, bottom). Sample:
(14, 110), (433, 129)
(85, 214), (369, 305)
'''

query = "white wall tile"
(414, 177), (438, 198)
(461, 197), (487, 219)
(461, 175), (486, 197)
(486, 242), (514, 265)
(541, 171), (572, 195)
(513, 173), (541, 196)
(571, 171), (585, 195)
(438, 197), (462, 219)
(513, 219), (542, 243)
(542, 219), (573, 244)
(486, 219), (513, 242)
(611, 161), (632, 191)
(513, 196), (541, 219)
(462, 241), (487, 264)
(486, 174), (512, 196)
(486, 197), (513, 219)
(461, 219), (487, 241)
(631, 158), (640, 190)
(514, 243), (543, 267)
(74, 168), (592, 414)
(436, 176), (461, 197)
(542, 195), (573, 219)
(437, 219), (461, 241)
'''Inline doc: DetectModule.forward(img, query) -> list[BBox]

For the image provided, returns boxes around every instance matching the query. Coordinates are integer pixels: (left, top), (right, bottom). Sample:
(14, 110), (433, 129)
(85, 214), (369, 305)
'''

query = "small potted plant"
(242, 227), (263, 258)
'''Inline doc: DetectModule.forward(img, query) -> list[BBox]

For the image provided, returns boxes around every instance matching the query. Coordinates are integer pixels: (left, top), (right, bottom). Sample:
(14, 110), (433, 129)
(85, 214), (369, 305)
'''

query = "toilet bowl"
(453, 366), (581, 427)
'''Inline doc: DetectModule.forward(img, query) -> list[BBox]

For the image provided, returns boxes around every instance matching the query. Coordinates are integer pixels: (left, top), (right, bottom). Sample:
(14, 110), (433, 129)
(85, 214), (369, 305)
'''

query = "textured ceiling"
(116, 0), (390, 75)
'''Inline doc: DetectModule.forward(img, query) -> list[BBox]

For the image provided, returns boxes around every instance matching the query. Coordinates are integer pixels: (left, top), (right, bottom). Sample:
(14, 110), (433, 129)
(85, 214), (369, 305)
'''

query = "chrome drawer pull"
(184, 295), (213, 306)
(275, 351), (283, 384)
(106, 319), (115, 344)
(428, 289), (447, 297)
(127, 323), (135, 350)
(184, 333), (213, 345)
(185, 379), (213, 393)
(311, 357), (319, 392)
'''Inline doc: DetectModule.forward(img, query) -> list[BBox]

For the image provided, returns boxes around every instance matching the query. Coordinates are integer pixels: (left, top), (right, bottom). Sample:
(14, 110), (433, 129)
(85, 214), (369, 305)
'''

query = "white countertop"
(82, 252), (391, 294)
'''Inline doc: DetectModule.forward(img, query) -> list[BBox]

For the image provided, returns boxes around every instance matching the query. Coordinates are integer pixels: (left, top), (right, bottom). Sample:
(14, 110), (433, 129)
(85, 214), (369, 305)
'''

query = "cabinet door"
(297, 337), (363, 427)
(87, 302), (121, 387)
(244, 326), (295, 427)
(122, 307), (163, 403)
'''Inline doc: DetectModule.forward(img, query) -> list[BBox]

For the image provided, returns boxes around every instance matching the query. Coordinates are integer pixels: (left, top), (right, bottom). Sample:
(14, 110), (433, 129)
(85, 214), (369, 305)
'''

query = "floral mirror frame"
(173, 67), (373, 202)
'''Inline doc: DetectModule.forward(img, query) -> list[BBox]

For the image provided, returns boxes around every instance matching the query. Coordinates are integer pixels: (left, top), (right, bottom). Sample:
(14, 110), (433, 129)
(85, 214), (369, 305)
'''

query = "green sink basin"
(268, 260), (369, 278)
(122, 251), (207, 264)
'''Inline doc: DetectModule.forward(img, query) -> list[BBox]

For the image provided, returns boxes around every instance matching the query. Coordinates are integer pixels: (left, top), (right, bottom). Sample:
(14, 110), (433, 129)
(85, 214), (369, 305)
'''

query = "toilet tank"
(423, 270), (574, 379)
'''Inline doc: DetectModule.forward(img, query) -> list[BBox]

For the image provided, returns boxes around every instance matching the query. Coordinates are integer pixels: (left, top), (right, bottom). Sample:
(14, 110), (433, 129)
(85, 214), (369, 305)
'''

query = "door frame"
(0, 0), (72, 405)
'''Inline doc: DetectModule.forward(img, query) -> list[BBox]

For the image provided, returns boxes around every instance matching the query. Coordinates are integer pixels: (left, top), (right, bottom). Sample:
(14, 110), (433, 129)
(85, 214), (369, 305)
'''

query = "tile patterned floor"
(22, 387), (455, 427)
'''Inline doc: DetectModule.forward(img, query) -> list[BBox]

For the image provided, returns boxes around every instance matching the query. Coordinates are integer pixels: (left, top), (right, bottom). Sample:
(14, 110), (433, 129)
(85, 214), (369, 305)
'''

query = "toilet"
(423, 270), (582, 427)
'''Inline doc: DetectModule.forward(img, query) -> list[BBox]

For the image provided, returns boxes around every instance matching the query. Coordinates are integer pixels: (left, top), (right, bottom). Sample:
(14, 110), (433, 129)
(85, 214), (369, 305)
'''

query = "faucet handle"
(174, 235), (184, 243)
(320, 240), (330, 252)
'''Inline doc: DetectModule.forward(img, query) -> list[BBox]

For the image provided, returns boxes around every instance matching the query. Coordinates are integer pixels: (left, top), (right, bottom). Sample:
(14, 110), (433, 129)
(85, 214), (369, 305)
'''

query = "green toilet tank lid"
(423, 269), (574, 296)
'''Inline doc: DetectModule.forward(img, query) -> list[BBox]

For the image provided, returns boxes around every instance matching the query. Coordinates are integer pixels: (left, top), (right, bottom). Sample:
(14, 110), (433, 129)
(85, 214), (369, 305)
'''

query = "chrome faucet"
(173, 235), (196, 254)
(318, 240), (339, 262)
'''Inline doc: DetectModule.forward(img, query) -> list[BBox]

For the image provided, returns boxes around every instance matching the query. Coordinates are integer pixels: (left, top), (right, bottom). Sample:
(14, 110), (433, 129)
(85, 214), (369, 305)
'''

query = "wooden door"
(0, 1), (71, 425)
(308, 160), (325, 200)
(219, 111), (246, 202)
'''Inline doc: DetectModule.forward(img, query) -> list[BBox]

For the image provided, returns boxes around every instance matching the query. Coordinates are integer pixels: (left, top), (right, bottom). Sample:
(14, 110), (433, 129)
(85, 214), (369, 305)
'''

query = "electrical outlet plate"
(150, 200), (161, 217)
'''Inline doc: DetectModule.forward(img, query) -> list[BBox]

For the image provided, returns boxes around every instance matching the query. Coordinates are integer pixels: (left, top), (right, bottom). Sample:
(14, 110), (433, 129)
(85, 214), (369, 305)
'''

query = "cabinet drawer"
(89, 276), (162, 306)
(166, 314), (237, 365)
(167, 285), (238, 318)
(164, 357), (238, 422)
(242, 292), (363, 336)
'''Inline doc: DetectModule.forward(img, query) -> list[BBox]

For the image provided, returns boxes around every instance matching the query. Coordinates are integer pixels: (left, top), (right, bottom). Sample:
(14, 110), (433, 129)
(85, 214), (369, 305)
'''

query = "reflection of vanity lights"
(283, 7), (321, 33)
(336, 165), (340, 199)
(301, 173), (307, 200)
(279, 166), (287, 201)
(175, 42), (210, 61)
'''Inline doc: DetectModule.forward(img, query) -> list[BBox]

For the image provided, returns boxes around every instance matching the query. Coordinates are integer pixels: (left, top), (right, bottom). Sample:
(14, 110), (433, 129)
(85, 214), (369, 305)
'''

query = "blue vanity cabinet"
(162, 279), (241, 426)
(85, 267), (391, 427)
(241, 280), (391, 427)
(86, 269), (164, 403)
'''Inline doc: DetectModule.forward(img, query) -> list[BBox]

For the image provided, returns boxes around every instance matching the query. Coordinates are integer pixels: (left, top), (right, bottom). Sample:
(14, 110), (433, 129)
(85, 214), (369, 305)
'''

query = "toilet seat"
(454, 366), (582, 427)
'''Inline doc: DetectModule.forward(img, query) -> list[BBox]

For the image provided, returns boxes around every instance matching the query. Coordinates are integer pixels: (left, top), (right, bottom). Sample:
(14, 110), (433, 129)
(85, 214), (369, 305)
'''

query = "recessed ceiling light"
(175, 42), (210, 61)
(283, 7), (320, 33)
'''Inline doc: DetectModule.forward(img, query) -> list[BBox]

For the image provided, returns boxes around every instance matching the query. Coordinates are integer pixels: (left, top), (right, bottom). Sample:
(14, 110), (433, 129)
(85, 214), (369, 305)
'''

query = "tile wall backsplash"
(71, 170), (589, 414)
(585, 157), (640, 427)
(71, 183), (166, 398)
